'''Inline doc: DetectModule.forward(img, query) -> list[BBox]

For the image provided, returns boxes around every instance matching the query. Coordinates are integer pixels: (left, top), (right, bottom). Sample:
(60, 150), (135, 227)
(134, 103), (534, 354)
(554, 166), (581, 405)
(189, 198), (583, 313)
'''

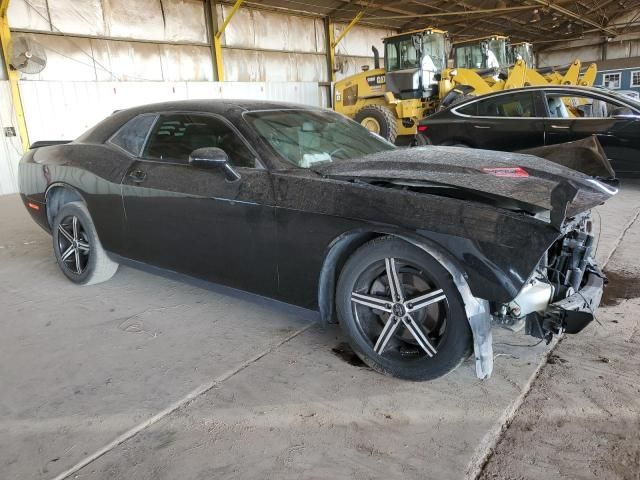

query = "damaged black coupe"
(19, 100), (616, 380)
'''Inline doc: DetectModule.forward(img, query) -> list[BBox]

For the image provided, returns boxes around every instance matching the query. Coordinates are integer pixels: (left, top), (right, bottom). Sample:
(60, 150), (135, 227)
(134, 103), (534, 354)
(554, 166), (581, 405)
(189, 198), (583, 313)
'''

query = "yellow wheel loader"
(441, 35), (598, 103)
(334, 27), (449, 143)
(333, 30), (598, 143)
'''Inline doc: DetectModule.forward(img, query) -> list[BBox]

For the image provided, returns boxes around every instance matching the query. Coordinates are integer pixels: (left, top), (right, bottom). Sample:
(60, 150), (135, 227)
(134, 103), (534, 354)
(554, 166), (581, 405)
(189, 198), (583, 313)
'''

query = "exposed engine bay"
(494, 213), (603, 342)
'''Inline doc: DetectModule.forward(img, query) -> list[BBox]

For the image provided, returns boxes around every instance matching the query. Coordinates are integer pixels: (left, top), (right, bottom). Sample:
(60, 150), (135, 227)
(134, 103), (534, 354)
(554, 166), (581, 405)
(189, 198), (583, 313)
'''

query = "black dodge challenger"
(19, 100), (616, 381)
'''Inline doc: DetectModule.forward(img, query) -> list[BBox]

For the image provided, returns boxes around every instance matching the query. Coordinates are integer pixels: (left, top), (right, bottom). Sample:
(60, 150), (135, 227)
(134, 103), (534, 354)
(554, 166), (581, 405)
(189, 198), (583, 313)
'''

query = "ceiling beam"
(532, 0), (618, 36)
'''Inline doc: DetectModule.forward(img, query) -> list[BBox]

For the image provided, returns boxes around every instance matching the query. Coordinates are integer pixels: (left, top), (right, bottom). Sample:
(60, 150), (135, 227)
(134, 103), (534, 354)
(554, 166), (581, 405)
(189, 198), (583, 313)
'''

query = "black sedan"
(20, 100), (615, 381)
(418, 85), (640, 176)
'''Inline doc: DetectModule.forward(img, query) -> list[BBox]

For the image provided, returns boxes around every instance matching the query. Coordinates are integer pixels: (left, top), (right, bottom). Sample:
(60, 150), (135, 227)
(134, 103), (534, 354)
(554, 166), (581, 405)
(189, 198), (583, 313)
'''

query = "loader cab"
(453, 35), (509, 71)
(383, 28), (448, 100)
(508, 42), (535, 67)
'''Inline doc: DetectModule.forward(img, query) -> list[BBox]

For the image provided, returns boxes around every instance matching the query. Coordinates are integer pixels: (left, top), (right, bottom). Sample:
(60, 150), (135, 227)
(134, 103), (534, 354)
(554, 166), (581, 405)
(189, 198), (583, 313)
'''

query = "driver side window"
(142, 113), (256, 167)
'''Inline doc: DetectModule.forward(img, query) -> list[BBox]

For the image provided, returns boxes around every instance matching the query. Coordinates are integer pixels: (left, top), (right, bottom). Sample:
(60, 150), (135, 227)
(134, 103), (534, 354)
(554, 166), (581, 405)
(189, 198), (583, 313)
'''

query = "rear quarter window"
(456, 102), (477, 116)
(109, 114), (157, 156)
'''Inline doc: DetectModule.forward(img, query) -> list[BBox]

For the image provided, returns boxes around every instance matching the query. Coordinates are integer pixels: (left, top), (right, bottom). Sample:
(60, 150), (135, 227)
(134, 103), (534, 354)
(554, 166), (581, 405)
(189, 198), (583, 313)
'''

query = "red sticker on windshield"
(482, 167), (529, 178)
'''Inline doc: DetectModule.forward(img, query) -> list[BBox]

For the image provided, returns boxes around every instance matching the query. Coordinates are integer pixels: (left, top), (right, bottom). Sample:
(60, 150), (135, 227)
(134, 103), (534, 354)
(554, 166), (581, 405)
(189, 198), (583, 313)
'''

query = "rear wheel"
(354, 105), (398, 143)
(52, 202), (118, 285)
(336, 237), (472, 380)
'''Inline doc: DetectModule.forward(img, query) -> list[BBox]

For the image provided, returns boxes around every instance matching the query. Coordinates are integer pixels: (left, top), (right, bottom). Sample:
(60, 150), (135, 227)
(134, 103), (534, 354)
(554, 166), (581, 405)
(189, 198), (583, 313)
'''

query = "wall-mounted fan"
(334, 54), (346, 74)
(9, 36), (47, 74)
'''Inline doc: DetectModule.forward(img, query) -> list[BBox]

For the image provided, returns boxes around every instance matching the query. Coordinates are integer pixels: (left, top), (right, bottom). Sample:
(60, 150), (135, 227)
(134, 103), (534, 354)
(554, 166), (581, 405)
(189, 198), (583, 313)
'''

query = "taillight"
(27, 202), (40, 211)
(482, 167), (529, 178)
(417, 125), (428, 133)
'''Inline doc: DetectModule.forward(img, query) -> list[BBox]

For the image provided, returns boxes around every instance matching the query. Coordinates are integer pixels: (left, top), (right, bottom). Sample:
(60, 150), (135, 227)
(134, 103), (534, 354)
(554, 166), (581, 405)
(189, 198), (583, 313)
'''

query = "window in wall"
(602, 72), (621, 89)
(631, 71), (640, 88)
(109, 114), (157, 156)
(142, 114), (256, 167)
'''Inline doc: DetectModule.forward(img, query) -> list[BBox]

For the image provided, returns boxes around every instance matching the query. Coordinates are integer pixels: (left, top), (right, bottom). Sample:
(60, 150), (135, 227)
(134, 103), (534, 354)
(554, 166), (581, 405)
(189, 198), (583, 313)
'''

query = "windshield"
(455, 39), (507, 69)
(385, 33), (446, 72)
(508, 44), (535, 66)
(244, 109), (396, 168)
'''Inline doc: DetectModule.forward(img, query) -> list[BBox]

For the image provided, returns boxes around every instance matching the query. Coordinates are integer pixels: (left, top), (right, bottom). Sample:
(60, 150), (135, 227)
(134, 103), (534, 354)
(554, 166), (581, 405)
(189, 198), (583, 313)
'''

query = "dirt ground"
(480, 189), (640, 480)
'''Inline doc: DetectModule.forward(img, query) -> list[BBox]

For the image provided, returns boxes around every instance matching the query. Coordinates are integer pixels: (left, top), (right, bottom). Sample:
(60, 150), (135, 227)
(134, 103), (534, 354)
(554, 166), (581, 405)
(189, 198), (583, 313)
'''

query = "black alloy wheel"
(337, 237), (472, 380)
(56, 214), (91, 276)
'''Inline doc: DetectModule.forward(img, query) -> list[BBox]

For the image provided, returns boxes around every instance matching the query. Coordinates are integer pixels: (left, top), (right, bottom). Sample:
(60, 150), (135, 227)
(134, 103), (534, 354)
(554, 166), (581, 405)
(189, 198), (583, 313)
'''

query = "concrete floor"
(1, 180), (639, 480)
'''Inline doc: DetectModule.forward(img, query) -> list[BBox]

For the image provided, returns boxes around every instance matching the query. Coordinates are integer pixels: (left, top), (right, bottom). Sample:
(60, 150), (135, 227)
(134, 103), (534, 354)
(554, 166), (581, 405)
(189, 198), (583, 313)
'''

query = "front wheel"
(354, 105), (399, 143)
(336, 237), (472, 381)
(52, 201), (118, 285)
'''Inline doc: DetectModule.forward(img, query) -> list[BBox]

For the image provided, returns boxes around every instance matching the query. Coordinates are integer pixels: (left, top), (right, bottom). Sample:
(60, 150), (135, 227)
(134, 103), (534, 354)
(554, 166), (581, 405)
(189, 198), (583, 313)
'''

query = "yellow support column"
(212, 0), (245, 82)
(0, 0), (30, 151)
(328, 10), (364, 83)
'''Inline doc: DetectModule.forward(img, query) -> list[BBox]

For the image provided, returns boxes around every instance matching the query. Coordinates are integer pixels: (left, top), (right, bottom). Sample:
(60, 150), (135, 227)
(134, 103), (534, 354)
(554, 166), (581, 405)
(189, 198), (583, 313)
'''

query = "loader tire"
(355, 105), (398, 143)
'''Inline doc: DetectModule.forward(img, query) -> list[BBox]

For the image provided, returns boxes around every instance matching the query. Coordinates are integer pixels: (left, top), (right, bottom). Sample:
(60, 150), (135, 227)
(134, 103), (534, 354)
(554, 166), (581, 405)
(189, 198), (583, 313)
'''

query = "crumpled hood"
(316, 146), (616, 221)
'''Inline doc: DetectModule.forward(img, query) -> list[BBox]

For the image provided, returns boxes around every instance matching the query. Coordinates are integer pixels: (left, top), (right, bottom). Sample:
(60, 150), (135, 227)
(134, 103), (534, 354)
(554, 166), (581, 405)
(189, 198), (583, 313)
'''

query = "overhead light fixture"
(530, 9), (541, 23)
(566, 22), (573, 34)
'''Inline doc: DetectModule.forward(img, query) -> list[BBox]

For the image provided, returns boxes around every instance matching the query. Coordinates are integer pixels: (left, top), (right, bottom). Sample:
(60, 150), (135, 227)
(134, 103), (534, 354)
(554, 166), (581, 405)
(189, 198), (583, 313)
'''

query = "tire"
(52, 201), (118, 285)
(336, 237), (472, 381)
(354, 105), (399, 143)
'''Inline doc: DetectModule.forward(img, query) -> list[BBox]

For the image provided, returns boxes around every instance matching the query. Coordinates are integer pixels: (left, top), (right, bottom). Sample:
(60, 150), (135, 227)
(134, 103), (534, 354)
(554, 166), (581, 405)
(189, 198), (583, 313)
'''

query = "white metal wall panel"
(159, 44), (214, 82)
(18, 80), (325, 144)
(161, 0), (208, 44)
(223, 49), (327, 82)
(91, 39), (164, 81)
(7, 0), (50, 31)
(10, 0), (207, 44)
(102, 0), (166, 41)
(334, 23), (393, 58)
(219, 5), (325, 53)
(49, 0), (105, 36)
(607, 41), (632, 59)
(0, 82), (23, 195)
(264, 82), (321, 106)
(216, 4), (327, 83)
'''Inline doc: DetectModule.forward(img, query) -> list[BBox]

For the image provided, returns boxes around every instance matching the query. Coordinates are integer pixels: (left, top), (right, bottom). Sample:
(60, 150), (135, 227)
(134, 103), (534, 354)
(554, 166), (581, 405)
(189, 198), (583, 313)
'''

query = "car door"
(120, 112), (278, 297)
(542, 91), (640, 175)
(455, 91), (546, 150)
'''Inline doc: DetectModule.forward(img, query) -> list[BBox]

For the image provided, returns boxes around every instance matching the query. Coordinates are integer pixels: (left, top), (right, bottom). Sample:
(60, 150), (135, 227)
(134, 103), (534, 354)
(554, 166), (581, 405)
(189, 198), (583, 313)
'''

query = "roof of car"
(122, 98), (321, 115)
(440, 84), (635, 111)
(458, 84), (601, 98)
(77, 99), (325, 144)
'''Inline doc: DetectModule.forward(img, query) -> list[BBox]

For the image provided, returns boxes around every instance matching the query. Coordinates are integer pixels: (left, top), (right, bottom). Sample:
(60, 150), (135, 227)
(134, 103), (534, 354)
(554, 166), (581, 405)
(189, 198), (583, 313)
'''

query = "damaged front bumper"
(527, 264), (605, 340)
(544, 265), (605, 334)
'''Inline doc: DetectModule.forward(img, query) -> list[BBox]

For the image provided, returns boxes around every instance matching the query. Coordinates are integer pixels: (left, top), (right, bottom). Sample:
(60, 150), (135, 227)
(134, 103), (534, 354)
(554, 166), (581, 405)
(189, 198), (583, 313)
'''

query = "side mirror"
(189, 147), (240, 181)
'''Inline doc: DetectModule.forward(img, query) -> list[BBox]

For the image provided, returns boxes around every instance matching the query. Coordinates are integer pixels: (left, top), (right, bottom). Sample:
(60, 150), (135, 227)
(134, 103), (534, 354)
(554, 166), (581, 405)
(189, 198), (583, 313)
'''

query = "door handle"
(473, 125), (491, 129)
(128, 169), (147, 183)
(550, 125), (570, 130)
